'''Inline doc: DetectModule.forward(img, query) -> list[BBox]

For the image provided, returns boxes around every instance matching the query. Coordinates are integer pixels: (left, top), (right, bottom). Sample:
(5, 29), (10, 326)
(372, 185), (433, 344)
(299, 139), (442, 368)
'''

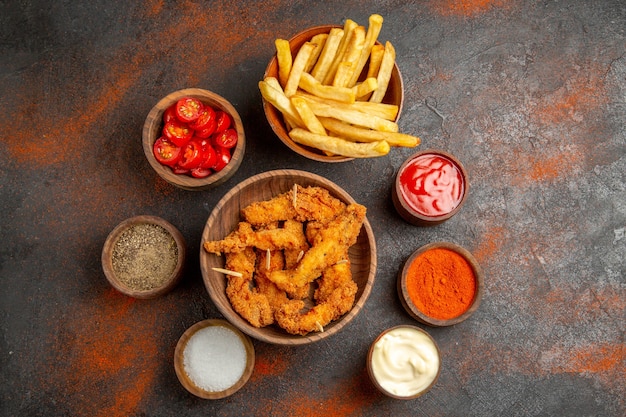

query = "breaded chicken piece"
(203, 219), (308, 255)
(224, 248), (274, 328)
(275, 261), (357, 335)
(241, 185), (346, 226)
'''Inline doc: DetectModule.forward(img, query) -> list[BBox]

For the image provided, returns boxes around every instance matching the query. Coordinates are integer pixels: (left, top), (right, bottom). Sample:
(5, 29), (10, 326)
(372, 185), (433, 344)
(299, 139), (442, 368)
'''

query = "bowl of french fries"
(260, 15), (419, 162)
(199, 169), (377, 345)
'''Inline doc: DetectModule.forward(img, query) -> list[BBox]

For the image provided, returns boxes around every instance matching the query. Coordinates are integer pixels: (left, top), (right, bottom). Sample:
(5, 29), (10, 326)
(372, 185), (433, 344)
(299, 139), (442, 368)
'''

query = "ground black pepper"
(111, 223), (178, 291)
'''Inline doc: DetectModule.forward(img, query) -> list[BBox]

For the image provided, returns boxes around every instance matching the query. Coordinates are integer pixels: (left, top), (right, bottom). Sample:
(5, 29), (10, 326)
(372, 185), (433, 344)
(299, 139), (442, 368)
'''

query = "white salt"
(183, 325), (247, 392)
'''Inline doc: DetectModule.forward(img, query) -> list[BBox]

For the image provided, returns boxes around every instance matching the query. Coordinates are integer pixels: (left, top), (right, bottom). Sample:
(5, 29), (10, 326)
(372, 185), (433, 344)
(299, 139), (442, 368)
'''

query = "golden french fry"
(369, 41), (396, 103)
(348, 14), (384, 87)
(322, 19), (358, 85)
(284, 42), (316, 97)
(291, 96), (327, 136)
(311, 28), (344, 82)
(259, 78), (304, 128)
(298, 72), (356, 103)
(289, 128), (390, 158)
(304, 33), (328, 73)
(332, 26), (365, 87)
(332, 62), (354, 88)
(302, 97), (398, 132)
(296, 91), (398, 121)
(366, 44), (385, 79)
(352, 77), (378, 99)
(319, 117), (419, 147)
(275, 39), (292, 88)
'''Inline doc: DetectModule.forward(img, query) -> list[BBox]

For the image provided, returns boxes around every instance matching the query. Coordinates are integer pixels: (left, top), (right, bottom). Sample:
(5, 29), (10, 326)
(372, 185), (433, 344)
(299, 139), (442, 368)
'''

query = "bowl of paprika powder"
(397, 242), (483, 326)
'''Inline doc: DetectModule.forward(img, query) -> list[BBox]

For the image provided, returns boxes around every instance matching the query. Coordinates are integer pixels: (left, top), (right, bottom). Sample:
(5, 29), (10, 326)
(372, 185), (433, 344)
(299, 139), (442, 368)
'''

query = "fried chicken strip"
(268, 203), (366, 294)
(241, 185), (347, 226)
(275, 261), (357, 335)
(224, 248), (274, 328)
(203, 219), (308, 255)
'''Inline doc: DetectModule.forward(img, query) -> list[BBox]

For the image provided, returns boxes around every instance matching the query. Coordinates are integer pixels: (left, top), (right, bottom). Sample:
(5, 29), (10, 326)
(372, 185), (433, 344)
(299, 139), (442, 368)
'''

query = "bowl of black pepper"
(101, 215), (186, 299)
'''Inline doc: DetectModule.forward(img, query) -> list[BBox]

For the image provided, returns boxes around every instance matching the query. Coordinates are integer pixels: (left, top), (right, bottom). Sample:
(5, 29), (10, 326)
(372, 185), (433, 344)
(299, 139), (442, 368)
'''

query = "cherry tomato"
(212, 128), (238, 149)
(214, 110), (231, 133)
(193, 117), (217, 138)
(212, 146), (231, 172)
(191, 166), (212, 178)
(189, 105), (216, 131)
(175, 97), (204, 123)
(171, 165), (190, 175)
(178, 139), (204, 170)
(199, 139), (218, 169)
(153, 136), (181, 166)
(163, 120), (193, 147)
(163, 105), (179, 124)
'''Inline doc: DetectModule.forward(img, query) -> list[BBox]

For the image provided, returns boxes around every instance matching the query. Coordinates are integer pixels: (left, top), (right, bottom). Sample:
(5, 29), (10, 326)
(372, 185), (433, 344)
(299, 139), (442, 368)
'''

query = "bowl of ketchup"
(392, 150), (468, 226)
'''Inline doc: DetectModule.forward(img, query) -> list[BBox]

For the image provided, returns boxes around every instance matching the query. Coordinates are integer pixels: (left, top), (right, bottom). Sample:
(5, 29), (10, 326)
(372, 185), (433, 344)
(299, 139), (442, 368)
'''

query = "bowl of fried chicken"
(199, 169), (376, 345)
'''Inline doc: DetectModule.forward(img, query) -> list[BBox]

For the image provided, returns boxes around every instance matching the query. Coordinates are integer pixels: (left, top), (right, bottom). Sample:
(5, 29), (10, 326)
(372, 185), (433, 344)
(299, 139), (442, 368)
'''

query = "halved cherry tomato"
(212, 146), (231, 172)
(193, 117), (217, 138)
(199, 139), (218, 169)
(189, 105), (216, 131)
(163, 105), (179, 124)
(178, 139), (204, 170)
(212, 128), (238, 149)
(163, 120), (193, 147)
(175, 97), (204, 123)
(214, 110), (231, 133)
(191, 167), (212, 178)
(171, 165), (190, 175)
(153, 136), (181, 166)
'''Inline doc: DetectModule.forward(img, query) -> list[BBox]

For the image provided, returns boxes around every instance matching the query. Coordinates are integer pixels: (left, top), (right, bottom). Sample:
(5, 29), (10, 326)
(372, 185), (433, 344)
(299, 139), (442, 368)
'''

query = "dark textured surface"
(1, 1), (624, 416)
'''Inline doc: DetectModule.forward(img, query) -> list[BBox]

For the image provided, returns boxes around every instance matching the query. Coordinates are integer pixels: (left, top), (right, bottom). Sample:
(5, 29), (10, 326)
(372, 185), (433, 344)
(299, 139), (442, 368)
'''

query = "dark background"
(1, 1), (624, 416)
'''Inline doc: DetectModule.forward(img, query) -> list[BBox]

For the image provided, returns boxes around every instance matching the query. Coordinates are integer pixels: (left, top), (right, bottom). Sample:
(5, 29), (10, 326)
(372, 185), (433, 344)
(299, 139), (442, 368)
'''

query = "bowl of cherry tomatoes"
(142, 88), (246, 191)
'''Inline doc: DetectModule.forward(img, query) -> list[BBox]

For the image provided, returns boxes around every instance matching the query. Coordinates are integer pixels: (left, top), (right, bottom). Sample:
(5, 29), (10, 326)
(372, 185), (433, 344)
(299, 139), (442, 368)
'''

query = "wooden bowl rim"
(397, 241), (484, 326)
(262, 24), (404, 163)
(392, 149), (469, 226)
(199, 169), (377, 345)
(173, 319), (255, 399)
(366, 324), (441, 399)
(142, 88), (246, 191)
(101, 215), (186, 299)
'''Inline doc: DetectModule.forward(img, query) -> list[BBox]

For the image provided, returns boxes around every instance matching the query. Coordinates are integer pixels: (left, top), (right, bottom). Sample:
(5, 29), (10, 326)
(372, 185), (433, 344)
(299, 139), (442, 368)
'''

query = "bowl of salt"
(174, 319), (255, 399)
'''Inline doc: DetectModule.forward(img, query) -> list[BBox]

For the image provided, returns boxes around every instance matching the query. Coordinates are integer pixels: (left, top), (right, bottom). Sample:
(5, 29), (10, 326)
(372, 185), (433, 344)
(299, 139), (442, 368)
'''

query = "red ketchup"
(399, 154), (464, 217)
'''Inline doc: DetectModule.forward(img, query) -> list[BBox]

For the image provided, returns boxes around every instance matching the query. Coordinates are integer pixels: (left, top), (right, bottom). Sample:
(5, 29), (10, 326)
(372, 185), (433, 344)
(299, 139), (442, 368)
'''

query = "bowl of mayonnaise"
(367, 325), (441, 399)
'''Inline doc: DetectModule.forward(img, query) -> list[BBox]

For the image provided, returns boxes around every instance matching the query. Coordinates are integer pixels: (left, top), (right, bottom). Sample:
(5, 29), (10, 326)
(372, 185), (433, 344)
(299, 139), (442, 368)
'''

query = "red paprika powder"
(406, 248), (476, 320)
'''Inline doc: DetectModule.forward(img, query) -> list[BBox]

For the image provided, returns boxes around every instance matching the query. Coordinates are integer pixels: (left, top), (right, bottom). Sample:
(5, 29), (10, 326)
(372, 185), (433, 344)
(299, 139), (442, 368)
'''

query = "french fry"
(296, 92), (398, 121)
(332, 26), (365, 87)
(291, 96), (327, 136)
(319, 117), (420, 147)
(284, 42), (316, 97)
(302, 97), (399, 132)
(275, 39), (292, 87)
(369, 41), (396, 103)
(352, 77), (378, 99)
(289, 128), (390, 158)
(259, 78), (304, 128)
(298, 72), (356, 103)
(332, 62), (354, 88)
(311, 28), (344, 82)
(322, 19), (358, 85)
(304, 33), (328, 73)
(348, 14), (384, 87)
(366, 44), (385, 79)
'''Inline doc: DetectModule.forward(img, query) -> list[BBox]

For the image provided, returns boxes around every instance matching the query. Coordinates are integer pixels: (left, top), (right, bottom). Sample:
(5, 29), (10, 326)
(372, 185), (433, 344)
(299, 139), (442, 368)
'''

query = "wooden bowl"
(262, 25), (404, 163)
(367, 325), (441, 399)
(199, 169), (377, 345)
(397, 242), (484, 326)
(174, 319), (255, 399)
(142, 88), (245, 191)
(392, 149), (469, 226)
(101, 215), (186, 299)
